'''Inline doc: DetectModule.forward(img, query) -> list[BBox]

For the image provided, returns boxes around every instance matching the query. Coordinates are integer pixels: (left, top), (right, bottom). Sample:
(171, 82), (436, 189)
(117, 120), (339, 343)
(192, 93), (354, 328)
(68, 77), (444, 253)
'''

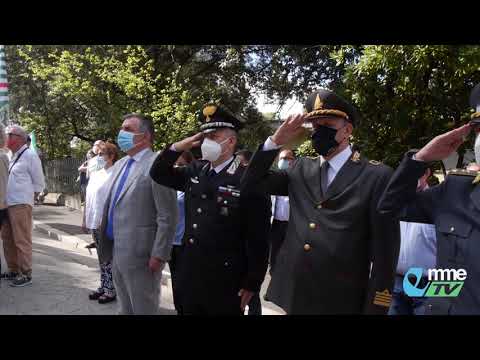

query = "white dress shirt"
(273, 196), (290, 221)
(7, 144), (45, 207)
(320, 146), (352, 187)
(209, 156), (234, 174)
(263, 136), (352, 186)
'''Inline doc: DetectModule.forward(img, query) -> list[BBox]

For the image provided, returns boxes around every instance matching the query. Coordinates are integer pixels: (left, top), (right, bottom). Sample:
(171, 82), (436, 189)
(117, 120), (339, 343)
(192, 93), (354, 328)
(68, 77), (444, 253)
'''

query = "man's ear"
(345, 122), (354, 136)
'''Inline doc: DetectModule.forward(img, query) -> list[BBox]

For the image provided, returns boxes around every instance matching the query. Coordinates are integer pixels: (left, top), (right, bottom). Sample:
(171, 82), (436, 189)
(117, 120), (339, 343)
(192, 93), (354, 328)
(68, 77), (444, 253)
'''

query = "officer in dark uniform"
(241, 89), (401, 314)
(378, 83), (480, 315)
(149, 104), (271, 315)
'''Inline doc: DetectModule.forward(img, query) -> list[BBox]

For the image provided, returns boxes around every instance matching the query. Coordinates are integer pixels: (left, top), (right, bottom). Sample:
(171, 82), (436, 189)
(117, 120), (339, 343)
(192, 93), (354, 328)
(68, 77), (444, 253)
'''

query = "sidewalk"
(0, 228), (176, 315)
(31, 204), (285, 315)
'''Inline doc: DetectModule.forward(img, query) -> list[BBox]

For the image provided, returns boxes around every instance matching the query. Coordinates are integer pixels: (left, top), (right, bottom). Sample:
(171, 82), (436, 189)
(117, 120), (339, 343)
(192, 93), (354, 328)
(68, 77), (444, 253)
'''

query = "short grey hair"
(122, 113), (154, 142)
(6, 125), (28, 142)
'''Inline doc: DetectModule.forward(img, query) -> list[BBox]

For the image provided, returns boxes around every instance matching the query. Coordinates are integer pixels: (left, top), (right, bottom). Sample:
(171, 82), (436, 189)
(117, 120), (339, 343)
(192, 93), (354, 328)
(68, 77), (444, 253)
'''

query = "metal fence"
(43, 157), (84, 195)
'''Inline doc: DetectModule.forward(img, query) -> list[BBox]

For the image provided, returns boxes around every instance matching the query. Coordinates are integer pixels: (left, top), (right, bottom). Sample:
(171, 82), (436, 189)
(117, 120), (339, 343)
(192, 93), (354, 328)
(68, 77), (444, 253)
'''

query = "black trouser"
(169, 245), (185, 315)
(248, 292), (262, 315)
(269, 219), (288, 275)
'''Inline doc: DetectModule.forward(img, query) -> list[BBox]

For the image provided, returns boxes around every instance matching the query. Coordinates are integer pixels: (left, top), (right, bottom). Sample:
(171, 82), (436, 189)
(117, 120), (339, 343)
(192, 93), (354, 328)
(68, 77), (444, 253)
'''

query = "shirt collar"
(321, 146), (352, 173)
(15, 144), (28, 156)
(211, 156), (234, 174)
(129, 148), (150, 162)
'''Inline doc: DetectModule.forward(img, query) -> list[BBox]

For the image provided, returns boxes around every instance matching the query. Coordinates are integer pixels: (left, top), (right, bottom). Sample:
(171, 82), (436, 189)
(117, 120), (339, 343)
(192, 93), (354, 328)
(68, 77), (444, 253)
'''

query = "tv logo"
(403, 267), (466, 297)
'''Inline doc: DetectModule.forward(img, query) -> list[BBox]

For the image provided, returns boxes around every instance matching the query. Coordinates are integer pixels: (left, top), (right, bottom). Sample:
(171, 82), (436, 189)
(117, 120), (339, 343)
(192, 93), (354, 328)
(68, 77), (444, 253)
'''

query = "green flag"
(29, 131), (37, 153)
(0, 45), (9, 127)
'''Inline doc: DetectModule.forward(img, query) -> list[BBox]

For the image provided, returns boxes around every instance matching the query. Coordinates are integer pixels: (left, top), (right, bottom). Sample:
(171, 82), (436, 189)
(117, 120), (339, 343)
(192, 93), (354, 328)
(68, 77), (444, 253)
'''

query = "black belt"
(272, 219), (288, 224)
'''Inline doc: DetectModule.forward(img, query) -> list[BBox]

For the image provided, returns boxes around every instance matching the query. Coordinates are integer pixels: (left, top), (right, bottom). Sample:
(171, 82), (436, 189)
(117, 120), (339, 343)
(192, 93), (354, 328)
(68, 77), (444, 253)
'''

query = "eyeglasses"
(7, 133), (22, 138)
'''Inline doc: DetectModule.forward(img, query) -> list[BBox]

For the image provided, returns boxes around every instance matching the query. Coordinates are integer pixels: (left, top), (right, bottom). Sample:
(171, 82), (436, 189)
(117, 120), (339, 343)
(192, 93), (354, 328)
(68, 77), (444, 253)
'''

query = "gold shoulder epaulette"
(447, 169), (477, 177)
(369, 159), (381, 166)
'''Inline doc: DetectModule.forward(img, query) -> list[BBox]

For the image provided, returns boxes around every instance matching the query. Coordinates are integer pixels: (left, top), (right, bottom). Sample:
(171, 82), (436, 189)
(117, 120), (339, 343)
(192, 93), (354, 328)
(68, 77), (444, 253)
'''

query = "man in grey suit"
(98, 113), (178, 315)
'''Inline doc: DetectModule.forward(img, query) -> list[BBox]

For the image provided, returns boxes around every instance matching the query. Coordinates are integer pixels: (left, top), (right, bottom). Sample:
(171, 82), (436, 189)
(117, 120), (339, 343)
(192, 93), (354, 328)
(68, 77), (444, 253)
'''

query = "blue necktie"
(106, 158), (135, 240)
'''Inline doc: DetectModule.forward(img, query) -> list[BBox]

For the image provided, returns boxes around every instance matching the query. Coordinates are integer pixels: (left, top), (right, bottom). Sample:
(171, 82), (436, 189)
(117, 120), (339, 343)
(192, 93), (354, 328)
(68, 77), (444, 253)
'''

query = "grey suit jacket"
(97, 148), (178, 265)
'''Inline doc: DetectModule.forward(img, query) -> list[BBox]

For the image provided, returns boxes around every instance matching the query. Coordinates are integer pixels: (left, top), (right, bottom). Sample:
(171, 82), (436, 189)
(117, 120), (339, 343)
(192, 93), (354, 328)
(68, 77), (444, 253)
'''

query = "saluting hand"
(271, 114), (307, 146)
(173, 133), (204, 152)
(415, 123), (472, 162)
(238, 289), (254, 312)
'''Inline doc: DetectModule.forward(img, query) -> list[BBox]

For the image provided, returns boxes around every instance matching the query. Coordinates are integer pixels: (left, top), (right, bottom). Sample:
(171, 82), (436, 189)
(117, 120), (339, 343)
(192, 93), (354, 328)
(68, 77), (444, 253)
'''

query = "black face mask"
(311, 125), (340, 156)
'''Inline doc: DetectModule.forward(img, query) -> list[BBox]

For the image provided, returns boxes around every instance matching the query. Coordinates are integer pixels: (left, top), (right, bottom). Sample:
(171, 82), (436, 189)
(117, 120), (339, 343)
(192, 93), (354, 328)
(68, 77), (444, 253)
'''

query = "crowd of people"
(1, 83), (480, 315)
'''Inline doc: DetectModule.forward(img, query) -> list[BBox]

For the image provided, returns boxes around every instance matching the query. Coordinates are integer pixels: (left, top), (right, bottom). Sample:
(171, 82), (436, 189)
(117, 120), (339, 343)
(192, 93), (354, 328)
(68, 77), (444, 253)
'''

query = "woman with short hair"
(82, 141), (119, 304)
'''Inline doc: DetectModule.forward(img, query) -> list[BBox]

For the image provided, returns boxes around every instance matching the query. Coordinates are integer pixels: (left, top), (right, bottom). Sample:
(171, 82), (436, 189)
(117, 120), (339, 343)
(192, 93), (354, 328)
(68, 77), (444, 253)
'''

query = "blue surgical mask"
(278, 158), (290, 170)
(117, 130), (136, 152)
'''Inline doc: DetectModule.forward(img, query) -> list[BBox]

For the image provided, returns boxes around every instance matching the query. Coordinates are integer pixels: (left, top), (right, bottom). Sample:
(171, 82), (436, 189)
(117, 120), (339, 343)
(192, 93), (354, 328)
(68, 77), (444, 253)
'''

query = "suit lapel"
(116, 149), (152, 204)
(307, 157), (323, 203)
(322, 155), (366, 202)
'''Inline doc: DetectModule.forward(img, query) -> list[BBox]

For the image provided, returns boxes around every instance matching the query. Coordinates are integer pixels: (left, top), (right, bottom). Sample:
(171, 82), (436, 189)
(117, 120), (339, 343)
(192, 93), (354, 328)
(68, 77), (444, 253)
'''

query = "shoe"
(89, 290), (104, 300)
(1, 271), (19, 280)
(98, 294), (116, 304)
(10, 275), (32, 287)
(85, 242), (96, 255)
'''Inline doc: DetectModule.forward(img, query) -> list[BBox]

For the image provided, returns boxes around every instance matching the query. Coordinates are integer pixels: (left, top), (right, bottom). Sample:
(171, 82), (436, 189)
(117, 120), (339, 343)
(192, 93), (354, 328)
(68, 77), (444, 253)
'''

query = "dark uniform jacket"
(149, 148), (271, 314)
(378, 151), (480, 315)
(241, 146), (400, 314)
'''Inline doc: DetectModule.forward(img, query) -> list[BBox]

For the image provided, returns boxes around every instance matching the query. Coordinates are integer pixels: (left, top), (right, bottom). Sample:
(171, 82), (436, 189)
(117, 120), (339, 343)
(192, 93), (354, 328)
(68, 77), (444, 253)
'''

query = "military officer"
(149, 104), (271, 315)
(378, 83), (480, 315)
(241, 89), (401, 314)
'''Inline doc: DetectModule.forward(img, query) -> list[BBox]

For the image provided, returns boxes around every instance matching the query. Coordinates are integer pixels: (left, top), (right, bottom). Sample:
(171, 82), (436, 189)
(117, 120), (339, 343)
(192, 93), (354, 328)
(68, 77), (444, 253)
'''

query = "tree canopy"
(5, 45), (480, 167)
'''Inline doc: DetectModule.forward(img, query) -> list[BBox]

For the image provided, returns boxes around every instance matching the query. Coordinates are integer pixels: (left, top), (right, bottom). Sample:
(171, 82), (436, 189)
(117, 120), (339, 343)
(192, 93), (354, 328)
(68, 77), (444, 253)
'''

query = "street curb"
(32, 220), (172, 286)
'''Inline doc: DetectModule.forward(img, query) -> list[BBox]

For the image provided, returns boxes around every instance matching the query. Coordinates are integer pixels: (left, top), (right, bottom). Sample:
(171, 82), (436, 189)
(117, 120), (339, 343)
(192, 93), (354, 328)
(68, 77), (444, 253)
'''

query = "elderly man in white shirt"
(1, 125), (45, 287)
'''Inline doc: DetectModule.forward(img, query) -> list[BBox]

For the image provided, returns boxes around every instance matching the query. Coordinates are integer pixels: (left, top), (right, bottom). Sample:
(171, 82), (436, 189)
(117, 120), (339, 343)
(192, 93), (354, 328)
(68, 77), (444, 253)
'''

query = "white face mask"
(278, 158), (290, 170)
(201, 137), (230, 163)
(475, 133), (480, 165)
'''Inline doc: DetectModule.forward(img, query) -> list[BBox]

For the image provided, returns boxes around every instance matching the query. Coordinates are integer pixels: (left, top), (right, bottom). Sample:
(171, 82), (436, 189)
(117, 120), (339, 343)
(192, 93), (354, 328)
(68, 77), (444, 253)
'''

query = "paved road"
(0, 227), (284, 315)
(0, 229), (176, 315)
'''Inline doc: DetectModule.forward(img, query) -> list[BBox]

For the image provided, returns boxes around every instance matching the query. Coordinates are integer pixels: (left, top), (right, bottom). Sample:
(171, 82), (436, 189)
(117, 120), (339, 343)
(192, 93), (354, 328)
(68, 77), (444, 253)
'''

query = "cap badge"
(313, 94), (324, 111)
(203, 105), (217, 122)
(472, 172), (480, 185)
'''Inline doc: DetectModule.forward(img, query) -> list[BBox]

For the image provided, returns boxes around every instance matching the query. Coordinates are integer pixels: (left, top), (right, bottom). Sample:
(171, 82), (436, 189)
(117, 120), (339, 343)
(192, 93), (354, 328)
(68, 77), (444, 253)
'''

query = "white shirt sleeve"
(30, 152), (45, 193)
(411, 153), (424, 162)
(263, 136), (282, 151)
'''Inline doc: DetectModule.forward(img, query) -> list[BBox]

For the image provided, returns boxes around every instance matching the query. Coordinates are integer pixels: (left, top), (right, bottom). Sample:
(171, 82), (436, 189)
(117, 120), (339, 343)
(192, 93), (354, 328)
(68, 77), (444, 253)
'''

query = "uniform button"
(193, 224), (198, 229)
(317, 204), (322, 209)
(197, 208), (202, 214)
(309, 222), (316, 229)
(201, 194), (207, 199)
(189, 238), (194, 244)
(304, 244), (311, 251)
(450, 226), (455, 232)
